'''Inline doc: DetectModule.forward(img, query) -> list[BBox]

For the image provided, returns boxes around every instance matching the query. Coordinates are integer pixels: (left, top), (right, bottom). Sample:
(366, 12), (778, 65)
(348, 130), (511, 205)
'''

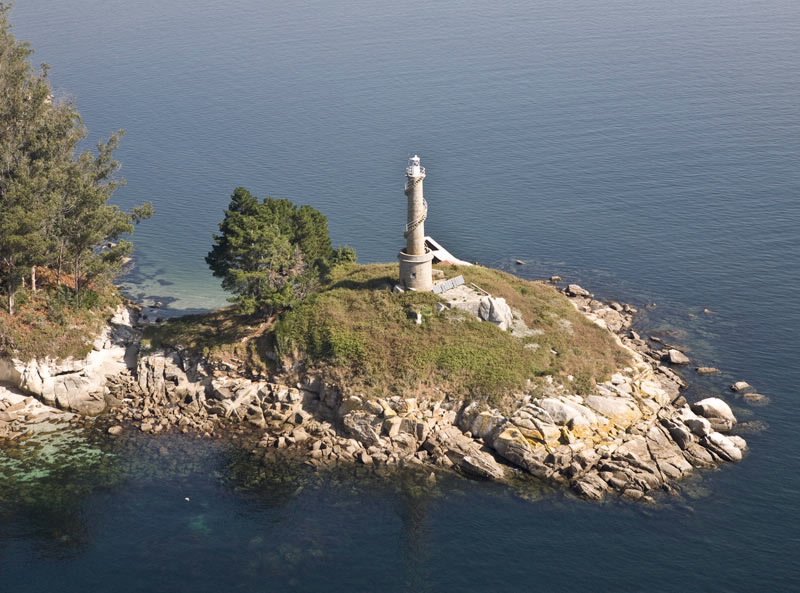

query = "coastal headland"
(0, 263), (751, 502)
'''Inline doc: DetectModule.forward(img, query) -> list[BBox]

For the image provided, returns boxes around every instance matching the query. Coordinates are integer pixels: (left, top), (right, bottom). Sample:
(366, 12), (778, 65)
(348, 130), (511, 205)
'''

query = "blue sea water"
(3, 0), (800, 591)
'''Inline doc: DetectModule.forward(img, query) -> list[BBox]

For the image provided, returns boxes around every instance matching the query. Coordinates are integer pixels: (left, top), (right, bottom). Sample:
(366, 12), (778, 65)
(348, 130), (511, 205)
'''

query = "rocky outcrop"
(116, 323), (747, 503)
(477, 296), (514, 331)
(0, 285), (751, 503)
(0, 307), (138, 416)
(691, 398), (737, 432)
(666, 349), (690, 365)
(0, 384), (77, 440)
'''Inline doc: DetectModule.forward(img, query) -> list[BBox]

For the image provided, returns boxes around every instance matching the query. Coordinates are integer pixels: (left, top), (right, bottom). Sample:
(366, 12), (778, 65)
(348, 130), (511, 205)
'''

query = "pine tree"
(206, 188), (354, 315)
(0, 6), (152, 313)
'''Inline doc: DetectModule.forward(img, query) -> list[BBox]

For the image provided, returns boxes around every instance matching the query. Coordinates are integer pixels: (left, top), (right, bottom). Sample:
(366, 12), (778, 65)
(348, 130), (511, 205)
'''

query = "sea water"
(4, 1), (800, 590)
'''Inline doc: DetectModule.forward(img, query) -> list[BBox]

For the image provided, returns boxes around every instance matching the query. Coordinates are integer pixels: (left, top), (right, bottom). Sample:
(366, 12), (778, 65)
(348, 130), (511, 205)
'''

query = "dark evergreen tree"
(0, 6), (152, 313)
(206, 187), (355, 315)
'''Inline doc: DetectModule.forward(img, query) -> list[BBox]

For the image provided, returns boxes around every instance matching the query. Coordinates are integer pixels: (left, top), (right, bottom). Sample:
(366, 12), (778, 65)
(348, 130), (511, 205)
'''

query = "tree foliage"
(0, 6), (152, 314)
(206, 187), (356, 315)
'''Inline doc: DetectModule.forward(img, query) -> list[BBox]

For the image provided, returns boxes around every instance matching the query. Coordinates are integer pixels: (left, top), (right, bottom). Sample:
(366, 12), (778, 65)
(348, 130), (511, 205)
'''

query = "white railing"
(404, 198), (428, 237)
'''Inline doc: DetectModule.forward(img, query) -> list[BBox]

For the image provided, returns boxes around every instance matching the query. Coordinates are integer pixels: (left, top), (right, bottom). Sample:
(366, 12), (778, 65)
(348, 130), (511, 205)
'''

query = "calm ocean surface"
(4, 1), (800, 591)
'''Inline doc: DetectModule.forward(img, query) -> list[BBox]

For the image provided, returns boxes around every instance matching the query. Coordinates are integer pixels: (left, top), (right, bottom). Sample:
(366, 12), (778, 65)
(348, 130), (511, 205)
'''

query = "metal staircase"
(404, 197), (427, 238)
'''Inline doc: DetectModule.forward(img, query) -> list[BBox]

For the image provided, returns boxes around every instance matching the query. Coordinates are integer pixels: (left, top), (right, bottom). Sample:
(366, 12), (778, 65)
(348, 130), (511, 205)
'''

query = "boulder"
(246, 404), (266, 428)
(691, 398), (736, 432)
(414, 420), (430, 442)
(337, 395), (363, 418)
(469, 410), (506, 441)
(54, 380), (106, 416)
(666, 349), (690, 365)
(702, 432), (743, 463)
(457, 454), (506, 481)
(730, 381), (751, 393)
(742, 392), (769, 405)
(511, 415), (560, 445)
(609, 436), (663, 490)
(382, 416), (402, 438)
(291, 427), (309, 443)
(342, 411), (382, 447)
(209, 377), (235, 400)
(491, 426), (550, 478)
(611, 373), (628, 385)
(572, 472), (609, 500)
(682, 442), (717, 468)
(637, 380), (672, 406)
(477, 296), (514, 331)
(661, 418), (694, 450)
(596, 308), (626, 332)
(646, 425), (693, 479)
(363, 400), (384, 415)
(728, 435), (748, 451)
(683, 416), (712, 437)
(566, 284), (591, 297)
(537, 397), (604, 437)
(676, 406), (713, 437)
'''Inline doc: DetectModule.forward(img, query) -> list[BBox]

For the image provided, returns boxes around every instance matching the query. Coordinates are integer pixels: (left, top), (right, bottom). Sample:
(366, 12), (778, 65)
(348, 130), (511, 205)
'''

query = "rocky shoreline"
(0, 283), (753, 502)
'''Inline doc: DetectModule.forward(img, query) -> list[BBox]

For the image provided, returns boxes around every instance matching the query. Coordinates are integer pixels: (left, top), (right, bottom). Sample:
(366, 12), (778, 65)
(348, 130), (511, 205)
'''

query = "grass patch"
(274, 263), (630, 407)
(140, 263), (631, 407)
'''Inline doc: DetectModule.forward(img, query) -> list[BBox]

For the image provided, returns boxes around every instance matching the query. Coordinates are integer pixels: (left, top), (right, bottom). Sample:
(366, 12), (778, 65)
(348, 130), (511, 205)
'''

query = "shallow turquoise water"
(5, 0), (800, 590)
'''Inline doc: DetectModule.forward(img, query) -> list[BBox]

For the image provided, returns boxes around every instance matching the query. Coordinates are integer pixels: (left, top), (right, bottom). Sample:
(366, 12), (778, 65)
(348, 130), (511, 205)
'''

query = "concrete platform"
(424, 236), (473, 266)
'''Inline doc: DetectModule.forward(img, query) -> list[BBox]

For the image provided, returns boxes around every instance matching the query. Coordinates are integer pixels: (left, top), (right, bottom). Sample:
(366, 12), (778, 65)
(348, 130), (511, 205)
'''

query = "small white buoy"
(184, 497), (190, 502)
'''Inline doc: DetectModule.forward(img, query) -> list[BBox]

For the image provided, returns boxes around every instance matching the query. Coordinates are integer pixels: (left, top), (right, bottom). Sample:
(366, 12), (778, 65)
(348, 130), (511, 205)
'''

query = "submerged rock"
(741, 392), (769, 406)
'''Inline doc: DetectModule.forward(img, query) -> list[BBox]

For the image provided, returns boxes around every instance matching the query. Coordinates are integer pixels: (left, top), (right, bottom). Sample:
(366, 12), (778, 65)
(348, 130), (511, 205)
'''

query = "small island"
(0, 13), (749, 503)
(1, 148), (747, 502)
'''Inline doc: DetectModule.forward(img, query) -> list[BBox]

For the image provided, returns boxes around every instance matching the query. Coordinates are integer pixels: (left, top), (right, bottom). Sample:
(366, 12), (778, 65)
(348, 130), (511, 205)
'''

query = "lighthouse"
(398, 155), (434, 291)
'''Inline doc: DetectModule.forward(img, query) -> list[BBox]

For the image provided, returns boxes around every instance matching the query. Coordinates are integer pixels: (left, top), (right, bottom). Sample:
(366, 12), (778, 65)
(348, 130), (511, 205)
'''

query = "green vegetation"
(149, 263), (630, 408)
(0, 6), (152, 316)
(275, 264), (630, 406)
(206, 187), (356, 315)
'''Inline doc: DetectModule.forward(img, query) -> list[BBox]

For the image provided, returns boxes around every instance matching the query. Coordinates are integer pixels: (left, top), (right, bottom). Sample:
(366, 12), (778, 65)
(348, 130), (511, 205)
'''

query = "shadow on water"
(118, 262), (218, 319)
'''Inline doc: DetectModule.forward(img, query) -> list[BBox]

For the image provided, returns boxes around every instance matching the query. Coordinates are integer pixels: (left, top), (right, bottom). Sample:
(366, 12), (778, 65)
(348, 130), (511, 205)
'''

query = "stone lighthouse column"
(398, 155), (434, 291)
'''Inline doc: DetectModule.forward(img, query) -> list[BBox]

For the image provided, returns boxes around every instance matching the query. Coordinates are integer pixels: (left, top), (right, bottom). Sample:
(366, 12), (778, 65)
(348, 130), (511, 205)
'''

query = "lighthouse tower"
(398, 155), (434, 291)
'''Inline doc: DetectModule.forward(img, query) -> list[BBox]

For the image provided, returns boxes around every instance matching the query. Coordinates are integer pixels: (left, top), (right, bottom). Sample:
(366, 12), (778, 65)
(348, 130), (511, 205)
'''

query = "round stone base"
(398, 250), (434, 291)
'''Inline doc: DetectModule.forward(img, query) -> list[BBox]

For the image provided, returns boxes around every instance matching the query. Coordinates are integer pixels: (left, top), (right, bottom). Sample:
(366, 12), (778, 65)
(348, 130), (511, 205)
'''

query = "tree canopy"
(0, 5), (152, 314)
(206, 187), (356, 315)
